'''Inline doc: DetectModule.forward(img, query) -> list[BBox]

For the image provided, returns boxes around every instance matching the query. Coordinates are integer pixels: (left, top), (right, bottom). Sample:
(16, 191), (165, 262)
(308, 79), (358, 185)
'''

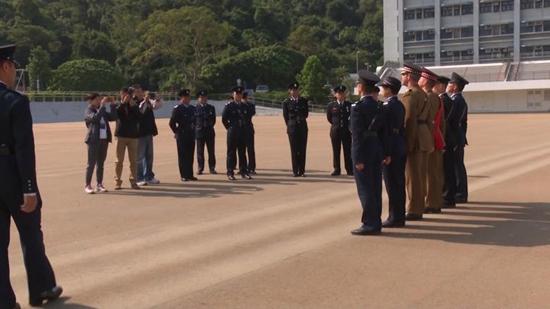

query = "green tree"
(27, 47), (52, 91)
(297, 55), (328, 104)
(72, 30), (117, 64)
(50, 59), (124, 91)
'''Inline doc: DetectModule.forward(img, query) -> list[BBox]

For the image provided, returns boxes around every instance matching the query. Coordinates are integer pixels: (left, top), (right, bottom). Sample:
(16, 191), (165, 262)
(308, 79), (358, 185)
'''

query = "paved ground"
(8, 114), (550, 309)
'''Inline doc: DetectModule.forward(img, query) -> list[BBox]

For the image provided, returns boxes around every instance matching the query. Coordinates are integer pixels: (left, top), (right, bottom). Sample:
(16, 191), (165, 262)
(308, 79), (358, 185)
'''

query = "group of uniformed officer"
(348, 64), (469, 236)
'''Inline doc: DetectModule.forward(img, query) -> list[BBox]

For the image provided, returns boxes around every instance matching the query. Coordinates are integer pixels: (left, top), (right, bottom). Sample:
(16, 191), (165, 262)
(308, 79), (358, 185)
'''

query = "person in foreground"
(0, 44), (62, 308)
(350, 70), (391, 236)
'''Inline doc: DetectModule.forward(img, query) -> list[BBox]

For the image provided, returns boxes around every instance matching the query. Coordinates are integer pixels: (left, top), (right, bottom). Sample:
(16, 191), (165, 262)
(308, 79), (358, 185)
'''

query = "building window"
(405, 9), (415, 20)
(481, 1), (515, 12)
(404, 7), (435, 20)
(441, 49), (474, 63)
(521, 45), (550, 58)
(480, 47), (513, 60)
(501, 0), (514, 11)
(545, 0), (550, 7)
(521, 0), (546, 8)
(404, 52), (435, 65)
(520, 21), (550, 33)
(480, 23), (514, 36)
(441, 3), (473, 17)
(442, 26), (474, 39)
(423, 7), (435, 18)
(442, 6), (453, 16)
(404, 29), (435, 42)
(462, 3), (474, 14)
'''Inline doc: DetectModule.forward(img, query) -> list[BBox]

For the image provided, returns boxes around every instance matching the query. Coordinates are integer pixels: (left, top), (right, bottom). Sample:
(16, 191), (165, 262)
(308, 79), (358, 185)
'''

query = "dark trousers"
(443, 147), (457, 203)
(455, 146), (468, 201)
(353, 156), (383, 230)
(197, 134), (216, 172)
(177, 135), (195, 179)
(383, 152), (407, 223)
(245, 128), (256, 172)
(330, 129), (352, 174)
(85, 140), (109, 186)
(1, 196), (56, 308)
(288, 128), (308, 175)
(227, 130), (247, 176)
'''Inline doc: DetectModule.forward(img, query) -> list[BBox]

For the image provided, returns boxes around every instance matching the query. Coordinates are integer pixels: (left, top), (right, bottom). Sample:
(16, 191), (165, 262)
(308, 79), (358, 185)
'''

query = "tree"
(297, 55), (328, 104)
(27, 47), (52, 91)
(72, 30), (117, 64)
(50, 59), (124, 91)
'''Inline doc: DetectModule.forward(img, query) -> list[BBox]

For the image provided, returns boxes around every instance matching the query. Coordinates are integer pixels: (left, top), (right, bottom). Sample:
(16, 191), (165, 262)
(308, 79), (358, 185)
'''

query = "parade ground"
(9, 113), (550, 309)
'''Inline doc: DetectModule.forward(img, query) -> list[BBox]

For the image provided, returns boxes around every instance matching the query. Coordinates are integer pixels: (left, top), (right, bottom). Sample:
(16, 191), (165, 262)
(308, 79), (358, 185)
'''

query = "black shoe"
(210, 169), (217, 175)
(442, 201), (456, 209)
(382, 220), (405, 228)
(301, 173), (306, 177)
(228, 174), (236, 181)
(241, 174), (252, 180)
(293, 173), (300, 177)
(197, 170), (204, 175)
(346, 171), (354, 176)
(189, 177), (198, 181)
(351, 225), (381, 236)
(29, 286), (63, 306)
(456, 197), (468, 204)
(424, 208), (442, 214)
(13, 303), (21, 309)
(181, 178), (189, 182)
(331, 170), (341, 176)
(405, 213), (423, 221)
(249, 170), (257, 175)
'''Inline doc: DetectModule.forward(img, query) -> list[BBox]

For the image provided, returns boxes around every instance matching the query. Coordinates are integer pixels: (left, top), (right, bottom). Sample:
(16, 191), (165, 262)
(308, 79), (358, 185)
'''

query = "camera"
(148, 92), (157, 100)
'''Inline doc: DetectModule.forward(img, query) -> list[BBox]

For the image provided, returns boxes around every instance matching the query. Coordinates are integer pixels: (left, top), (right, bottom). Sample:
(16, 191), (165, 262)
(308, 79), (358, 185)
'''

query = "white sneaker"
(96, 184), (108, 193)
(137, 181), (148, 186)
(84, 186), (95, 194)
(147, 178), (160, 185)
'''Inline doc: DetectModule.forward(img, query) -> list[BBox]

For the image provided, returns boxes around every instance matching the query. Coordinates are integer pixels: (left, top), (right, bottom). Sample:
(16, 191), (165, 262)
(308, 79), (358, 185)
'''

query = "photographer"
(114, 87), (141, 190)
(135, 85), (163, 186)
(84, 93), (117, 194)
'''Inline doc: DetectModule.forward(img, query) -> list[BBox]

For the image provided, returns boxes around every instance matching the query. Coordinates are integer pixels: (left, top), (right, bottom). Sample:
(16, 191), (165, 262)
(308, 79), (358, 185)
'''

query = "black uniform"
(222, 101), (248, 177)
(441, 92), (459, 206)
(243, 102), (256, 173)
(350, 94), (389, 232)
(0, 81), (58, 308)
(453, 92), (469, 203)
(283, 97), (309, 176)
(381, 96), (407, 224)
(326, 100), (352, 175)
(195, 103), (216, 173)
(169, 104), (196, 180)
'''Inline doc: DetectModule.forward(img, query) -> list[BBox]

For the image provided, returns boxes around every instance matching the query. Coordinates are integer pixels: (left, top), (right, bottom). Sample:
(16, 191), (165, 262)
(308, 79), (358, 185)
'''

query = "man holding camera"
(135, 85), (162, 186)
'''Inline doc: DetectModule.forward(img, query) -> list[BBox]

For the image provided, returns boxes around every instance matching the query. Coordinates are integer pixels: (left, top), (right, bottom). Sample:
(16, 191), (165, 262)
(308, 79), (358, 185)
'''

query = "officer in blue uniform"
(0, 44), (62, 309)
(378, 77), (407, 228)
(194, 89), (217, 175)
(282, 82), (309, 177)
(169, 89), (197, 181)
(326, 85), (353, 176)
(242, 92), (257, 175)
(350, 70), (391, 236)
(222, 86), (251, 180)
(448, 72), (469, 204)
(438, 76), (459, 208)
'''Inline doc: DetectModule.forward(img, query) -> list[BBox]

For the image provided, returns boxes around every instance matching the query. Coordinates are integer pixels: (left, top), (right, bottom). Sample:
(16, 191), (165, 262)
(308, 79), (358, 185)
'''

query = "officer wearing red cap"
(282, 82), (309, 177)
(0, 44), (62, 309)
(326, 85), (353, 176)
(419, 67), (444, 214)
(400, 63), (431, 221)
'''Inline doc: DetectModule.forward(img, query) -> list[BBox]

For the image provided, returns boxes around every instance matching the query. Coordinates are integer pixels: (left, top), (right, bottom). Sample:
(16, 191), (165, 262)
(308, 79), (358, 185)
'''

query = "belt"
(417, 120), (428, 125)
(392, 128), (401, 134)
(0, 145), (13, 156)
(363, 131), (378, 138)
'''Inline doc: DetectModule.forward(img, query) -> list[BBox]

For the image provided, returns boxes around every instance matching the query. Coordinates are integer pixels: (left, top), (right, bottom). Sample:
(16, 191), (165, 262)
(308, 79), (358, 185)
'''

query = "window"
(462, 26), (474, 37)
(462, 3), (473, 14)
(521, 21), (549, 33)
(501, 23), (514, 34)
(416, 9), (423, 19)
(535, 0), (543, 8)
(442, 6), (453, 16)
(501, 0), (514, 11)
(481, 2), (493, 13)
(545, 0), (550, 7)
(405, 9), (415, 20)
(424, 29), (435, 40)
(423, 7), (434, 18)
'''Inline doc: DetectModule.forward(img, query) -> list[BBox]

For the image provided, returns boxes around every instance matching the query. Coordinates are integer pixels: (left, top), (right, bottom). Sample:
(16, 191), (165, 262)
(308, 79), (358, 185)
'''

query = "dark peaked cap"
(288, 82), (300, 90)
(377, 76), (402, 93)
(333, 85), (347, 93)
(232, 86), (244, 93)
(401, 63), (422, 75)
(437, 75), (451, 84)
(357, 70), (380, 85)
(0, 44), (17, 63)
(450, 72), (469, 87)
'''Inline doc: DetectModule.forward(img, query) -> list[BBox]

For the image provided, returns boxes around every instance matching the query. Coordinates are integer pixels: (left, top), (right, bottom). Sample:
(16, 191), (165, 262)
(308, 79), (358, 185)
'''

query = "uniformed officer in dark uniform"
(282, 82), (309, 177)
(194, 89), (217, 175)
(242, 92), (257, 175)
(350, 70), (391, 236)
(378, 77), (407, 228)
(437, 76), (458, 208)
(326, 85), (353, 176)
(222, 86), (251, 180)
(0, 44), (62, 309)
(447, 72), (469, 204)
(169, 89), (197, 181)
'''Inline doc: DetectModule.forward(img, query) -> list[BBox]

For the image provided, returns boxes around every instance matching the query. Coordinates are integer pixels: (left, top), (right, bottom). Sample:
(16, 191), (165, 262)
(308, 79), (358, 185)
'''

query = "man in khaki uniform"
(400, 63), (432, 220)
(419, 67), (445, 214)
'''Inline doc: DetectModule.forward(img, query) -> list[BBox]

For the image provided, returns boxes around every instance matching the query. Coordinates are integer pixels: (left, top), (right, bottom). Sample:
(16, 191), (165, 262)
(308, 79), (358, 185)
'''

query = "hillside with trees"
(0, 0), (383, 93)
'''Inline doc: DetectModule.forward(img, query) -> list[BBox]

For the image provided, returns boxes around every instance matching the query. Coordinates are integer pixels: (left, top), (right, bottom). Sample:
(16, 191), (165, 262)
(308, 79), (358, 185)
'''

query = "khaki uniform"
(402, 87), (432, 215)
(425, 91), (444, 210)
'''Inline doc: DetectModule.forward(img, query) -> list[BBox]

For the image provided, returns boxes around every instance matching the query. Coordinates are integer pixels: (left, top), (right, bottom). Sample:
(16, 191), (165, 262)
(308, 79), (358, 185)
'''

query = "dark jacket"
(0, 82), (39, 195)
(115, 102), (141, 138)
(326, 100), (352, 134)
(282, 97), (309, 134)
(138, 99), (159, 137)
(194, 103), (216, 139)
(350, 95), (388, 165)
(222, 101), (247, 134)
(242, 102), (256, 132)
(381, 96), (406, 158)
(84, 104), (117, 144)
(450, 92), (468, 148)
(169, 104), (196, 139)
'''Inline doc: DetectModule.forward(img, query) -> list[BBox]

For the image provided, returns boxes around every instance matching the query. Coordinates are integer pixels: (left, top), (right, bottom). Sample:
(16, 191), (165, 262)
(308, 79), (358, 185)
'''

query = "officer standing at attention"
(326, 85), (353, 176)
(282, 82), (309, 177)
(419, 67), (445, 214)
(0, 44), (63, 309)
(377, 77), (407, 228)
(169, 89), (197, 182)
(401, 63), (432, 221)
(222, 86), (251, 180)
(448, 72), (470, 204)
(350, 70), (391, 236)
(195, 89), (217, 175)
(242, 92), (257, 175)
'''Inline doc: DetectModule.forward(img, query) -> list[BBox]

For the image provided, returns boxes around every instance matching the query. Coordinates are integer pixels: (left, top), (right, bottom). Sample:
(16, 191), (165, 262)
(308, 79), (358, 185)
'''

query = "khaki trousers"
(115, 137), (138, 184)
(406, 151), (427, 215)
(426, 150), (444, 210)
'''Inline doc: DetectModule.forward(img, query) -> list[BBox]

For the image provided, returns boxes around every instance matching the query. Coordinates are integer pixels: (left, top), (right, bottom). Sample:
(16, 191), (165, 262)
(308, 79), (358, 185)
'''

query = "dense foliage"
(0, 0), (383, 92)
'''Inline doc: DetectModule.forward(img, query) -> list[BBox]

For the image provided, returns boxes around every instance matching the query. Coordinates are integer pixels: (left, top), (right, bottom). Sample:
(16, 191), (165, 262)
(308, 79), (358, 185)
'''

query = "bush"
(50, 59), (125, 91)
